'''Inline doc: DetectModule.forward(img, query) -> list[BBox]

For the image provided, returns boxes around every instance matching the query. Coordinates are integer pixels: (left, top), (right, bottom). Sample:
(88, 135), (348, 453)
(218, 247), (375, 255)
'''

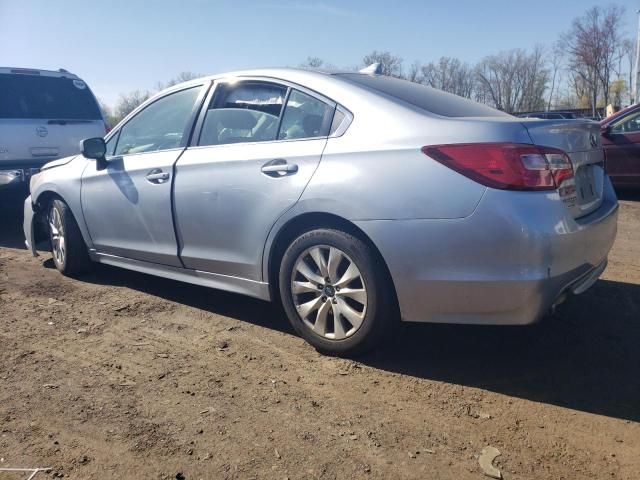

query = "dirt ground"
(0, 189), (638, 480)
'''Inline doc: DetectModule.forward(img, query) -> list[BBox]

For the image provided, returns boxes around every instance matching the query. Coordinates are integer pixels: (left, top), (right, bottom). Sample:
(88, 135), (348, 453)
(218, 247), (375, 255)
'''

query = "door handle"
(261, 159), (298, 176)
(146, 169), (170, 184)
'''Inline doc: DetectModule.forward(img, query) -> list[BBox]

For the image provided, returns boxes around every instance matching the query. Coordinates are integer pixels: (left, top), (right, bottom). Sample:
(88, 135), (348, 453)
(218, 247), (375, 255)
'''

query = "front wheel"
(48, 199), (92, 275)
(279, 228), (396, 357)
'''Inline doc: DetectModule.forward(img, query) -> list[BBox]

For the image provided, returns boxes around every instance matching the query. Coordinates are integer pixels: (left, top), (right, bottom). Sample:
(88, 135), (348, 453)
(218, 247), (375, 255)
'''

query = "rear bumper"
(356, 176), (618, 325)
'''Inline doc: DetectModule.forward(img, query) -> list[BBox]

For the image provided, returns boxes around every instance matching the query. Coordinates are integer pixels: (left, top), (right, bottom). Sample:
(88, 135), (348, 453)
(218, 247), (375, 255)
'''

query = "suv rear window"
(0, 73), (102, 120)
(337, 73), (508, 118)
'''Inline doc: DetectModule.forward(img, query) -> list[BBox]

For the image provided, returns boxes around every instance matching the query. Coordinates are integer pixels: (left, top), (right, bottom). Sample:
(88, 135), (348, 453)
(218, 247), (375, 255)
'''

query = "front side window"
(611, 110), (640, 134)
(199, 82), (286, 146)
(278, 90), (333, 140)
(114, 86), (201, 156)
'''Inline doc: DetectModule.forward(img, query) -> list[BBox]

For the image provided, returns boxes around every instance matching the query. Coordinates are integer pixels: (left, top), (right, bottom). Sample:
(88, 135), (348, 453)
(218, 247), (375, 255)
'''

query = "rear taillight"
(422, 143), (574, 191)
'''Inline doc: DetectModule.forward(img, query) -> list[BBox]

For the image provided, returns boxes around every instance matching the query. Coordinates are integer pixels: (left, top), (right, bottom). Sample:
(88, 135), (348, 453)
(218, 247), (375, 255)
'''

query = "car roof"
(171, 67), (345, 88)
(0, 66), (80, 79)
(145, 67), (390, 112)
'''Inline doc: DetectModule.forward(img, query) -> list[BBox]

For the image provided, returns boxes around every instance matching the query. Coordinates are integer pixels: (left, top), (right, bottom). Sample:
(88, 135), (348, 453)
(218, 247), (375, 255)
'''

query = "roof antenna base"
(359, 63), (382, 75)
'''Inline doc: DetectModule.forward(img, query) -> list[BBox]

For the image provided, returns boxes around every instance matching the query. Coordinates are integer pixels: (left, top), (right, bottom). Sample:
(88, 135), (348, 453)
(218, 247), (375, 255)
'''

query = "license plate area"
(575, 164), (598, 205)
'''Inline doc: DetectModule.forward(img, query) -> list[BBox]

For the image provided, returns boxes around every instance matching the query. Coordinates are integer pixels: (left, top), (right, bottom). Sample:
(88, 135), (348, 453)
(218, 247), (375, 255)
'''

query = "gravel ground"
(1, 189), (639, 480)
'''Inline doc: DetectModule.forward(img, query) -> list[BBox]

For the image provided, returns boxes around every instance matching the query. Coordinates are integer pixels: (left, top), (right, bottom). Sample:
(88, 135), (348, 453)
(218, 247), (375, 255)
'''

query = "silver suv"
(0, 67), (107, 189)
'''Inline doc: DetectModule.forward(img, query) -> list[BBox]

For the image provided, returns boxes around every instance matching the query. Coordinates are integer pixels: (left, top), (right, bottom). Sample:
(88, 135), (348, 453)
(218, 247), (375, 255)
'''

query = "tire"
(48, 199), (92, 275)
(279, 228), (396, 357)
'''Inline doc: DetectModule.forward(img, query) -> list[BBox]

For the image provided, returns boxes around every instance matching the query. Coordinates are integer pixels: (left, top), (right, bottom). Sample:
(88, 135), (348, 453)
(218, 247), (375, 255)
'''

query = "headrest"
(219, 109), (258, 130)
(303, 115), (322, 136)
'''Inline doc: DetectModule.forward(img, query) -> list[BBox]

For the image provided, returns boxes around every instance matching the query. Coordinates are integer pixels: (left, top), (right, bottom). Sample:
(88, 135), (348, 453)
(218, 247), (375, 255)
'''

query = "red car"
(600, 104), (640, 187)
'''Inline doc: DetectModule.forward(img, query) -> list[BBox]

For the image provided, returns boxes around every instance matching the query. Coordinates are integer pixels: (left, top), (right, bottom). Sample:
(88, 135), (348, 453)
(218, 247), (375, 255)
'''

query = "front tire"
(48, 199), (92, 275)
(279, 228), (395, 357)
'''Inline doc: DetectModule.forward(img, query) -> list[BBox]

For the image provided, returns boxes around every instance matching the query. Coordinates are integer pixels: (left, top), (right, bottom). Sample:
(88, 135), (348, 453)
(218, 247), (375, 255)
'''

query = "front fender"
(29, 157), (94, 251)
(23, 195), (38, 256)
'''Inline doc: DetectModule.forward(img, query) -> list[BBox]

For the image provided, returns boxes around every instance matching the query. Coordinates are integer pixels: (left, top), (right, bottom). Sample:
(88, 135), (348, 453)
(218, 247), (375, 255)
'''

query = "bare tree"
(114, 90), (151, 123)
(300, 56), (325, 68)
(547, 43), (564, 110)
(475, 47), (549, 113)
(157, 71), (202, 90)
(621, 39), (635, 104)
(405, 61), (422, 83)
(562, 5), (626, 115)
(362, 51), (403, 77)
(421, 57), (475, 98)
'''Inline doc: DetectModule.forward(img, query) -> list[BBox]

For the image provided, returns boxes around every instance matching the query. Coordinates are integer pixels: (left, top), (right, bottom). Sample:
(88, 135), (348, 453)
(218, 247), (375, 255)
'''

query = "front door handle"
(146, 169), (170, 184)
(261, 159), (298, 176)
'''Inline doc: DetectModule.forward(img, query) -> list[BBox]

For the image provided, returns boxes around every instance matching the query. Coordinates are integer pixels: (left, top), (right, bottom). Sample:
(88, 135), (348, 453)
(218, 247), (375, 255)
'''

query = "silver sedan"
(24, 67), (618, 356)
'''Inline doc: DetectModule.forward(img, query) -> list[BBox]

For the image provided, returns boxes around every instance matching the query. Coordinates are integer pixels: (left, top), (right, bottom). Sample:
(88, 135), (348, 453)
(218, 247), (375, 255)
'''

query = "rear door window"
(0, 73), (102, 120)
(199, 82), (286, 146)
(198, 82), (334, 146)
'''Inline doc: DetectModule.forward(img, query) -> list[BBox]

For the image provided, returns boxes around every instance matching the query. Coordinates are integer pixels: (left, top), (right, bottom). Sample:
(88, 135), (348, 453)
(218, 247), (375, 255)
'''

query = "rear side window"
(0, 73), (102, 120)
(337, 73), (508, 118)
(199, 82), (286, 146)
(611, 110), (640, 134)
(278, 90), (333, 140)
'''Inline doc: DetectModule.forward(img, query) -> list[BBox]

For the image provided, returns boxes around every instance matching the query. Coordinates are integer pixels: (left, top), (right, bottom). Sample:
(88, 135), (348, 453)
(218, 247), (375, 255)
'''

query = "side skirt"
(90, 251), (271, 301)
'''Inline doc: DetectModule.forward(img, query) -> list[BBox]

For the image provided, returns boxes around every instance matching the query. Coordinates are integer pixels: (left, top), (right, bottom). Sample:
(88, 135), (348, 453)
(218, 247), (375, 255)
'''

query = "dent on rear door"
(173, 139), (327, 281)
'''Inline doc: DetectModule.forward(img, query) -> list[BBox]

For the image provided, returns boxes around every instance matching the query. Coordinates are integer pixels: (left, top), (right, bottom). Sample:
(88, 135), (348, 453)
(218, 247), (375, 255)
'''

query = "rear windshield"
(337, 74), (509, 118)
(0, 73), (102, 120)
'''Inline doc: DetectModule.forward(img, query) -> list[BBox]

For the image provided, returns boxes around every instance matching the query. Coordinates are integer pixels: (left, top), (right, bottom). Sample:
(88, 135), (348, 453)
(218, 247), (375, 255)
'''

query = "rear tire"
(279, 228), (396, 357)
(48, 199), (92, 276)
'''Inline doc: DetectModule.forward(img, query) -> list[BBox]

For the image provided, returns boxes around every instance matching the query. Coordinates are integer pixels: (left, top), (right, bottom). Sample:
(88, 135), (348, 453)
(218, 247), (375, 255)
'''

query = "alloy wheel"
(291, 245), (367, 340)
(49, 206), (66, 267)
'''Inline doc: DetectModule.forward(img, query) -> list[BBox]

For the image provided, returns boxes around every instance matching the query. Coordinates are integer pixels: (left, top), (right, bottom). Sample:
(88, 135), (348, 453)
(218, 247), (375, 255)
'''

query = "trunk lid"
(521, 119), (604, 218)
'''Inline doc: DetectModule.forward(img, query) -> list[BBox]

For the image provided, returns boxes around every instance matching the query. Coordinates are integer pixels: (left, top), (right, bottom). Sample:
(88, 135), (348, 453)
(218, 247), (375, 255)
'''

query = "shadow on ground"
(73, 262), (640, 424)
(1, 188), (639, 423)
(0, 189), (28, 249)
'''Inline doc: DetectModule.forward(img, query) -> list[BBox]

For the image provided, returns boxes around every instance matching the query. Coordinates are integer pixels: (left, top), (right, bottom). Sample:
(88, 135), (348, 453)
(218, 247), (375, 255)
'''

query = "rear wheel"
(48, 199), (92, 275)
(279, 228), (395, 356)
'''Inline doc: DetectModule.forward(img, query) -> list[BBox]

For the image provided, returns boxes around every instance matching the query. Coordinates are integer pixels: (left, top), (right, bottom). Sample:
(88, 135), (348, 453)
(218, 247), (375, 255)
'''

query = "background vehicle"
(600, 103), (640, 188)
(23, 68), (618, 356)
(516, 111), (578, 120)
(0, 67), (107, 189)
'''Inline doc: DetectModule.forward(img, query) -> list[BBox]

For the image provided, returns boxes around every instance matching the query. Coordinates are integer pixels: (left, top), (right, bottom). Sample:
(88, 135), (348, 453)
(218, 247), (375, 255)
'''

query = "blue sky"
(0, 0), (635, 108)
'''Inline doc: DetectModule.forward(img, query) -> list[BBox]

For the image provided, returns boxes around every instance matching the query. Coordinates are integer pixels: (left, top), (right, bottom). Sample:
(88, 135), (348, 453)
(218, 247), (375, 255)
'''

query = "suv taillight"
(422, 143), (574, 191)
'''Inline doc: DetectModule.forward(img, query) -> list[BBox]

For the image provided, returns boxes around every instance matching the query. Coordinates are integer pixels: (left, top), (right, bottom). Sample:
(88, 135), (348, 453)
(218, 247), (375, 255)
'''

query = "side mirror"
(80, 137), (107, 170)
(600, 124), (611, 137)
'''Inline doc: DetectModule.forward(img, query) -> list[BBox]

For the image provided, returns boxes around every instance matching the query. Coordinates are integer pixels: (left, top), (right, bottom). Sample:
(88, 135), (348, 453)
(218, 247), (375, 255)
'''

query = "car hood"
(40, 154), (79, 171)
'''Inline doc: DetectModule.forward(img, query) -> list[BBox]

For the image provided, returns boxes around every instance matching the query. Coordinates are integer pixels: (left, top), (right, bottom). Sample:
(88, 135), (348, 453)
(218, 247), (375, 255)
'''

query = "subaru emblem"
(36, 126), (48, 137)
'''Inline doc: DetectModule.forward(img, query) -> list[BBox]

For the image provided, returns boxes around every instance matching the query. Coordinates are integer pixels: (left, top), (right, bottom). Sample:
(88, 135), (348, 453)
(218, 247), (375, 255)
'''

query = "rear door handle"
(261, 159), (298, 176)
(146, 169), (170, 184)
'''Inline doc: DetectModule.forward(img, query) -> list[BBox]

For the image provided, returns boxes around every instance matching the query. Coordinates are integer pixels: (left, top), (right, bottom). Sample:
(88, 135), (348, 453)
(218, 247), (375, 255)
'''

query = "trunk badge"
(589, 133), (598, 148)
(36, 126), (48, 137)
